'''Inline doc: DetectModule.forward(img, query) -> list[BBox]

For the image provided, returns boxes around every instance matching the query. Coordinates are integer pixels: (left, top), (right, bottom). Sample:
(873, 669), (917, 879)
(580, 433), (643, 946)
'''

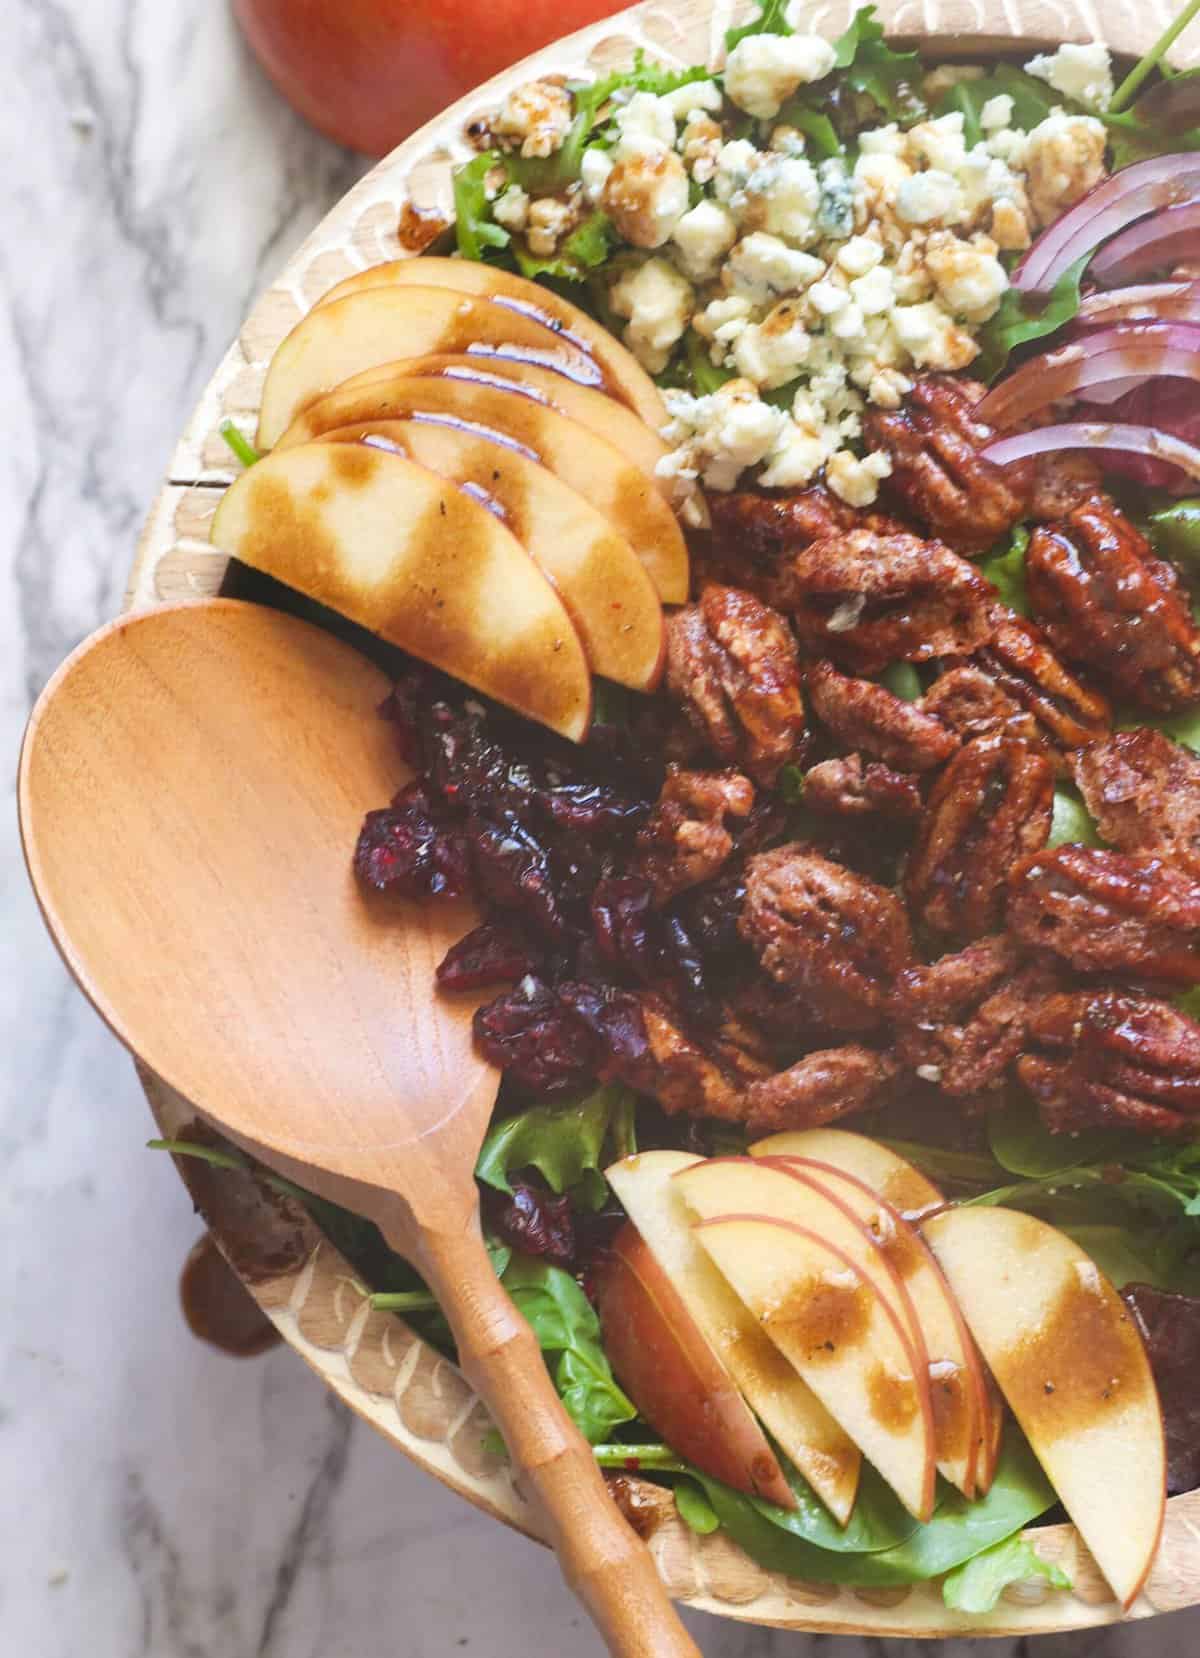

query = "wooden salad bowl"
(129, 0), (1200, 1637)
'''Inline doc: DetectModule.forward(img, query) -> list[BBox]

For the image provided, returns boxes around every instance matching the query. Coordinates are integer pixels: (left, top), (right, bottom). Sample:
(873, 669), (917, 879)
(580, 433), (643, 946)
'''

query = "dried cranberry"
(486, 1179), (575, 1267)
(675, 868), (749, 963)
(468, 816), (563, 938)
(659, 915), (711, 1015)
(539, 782), (650, 838)
(436, 921), (542, 992)
(558, 981), (656, 1091)
(592, 877), (660, 981)
(423, 702), (540, 815)
(473, 978), (598, 1096)
(353, 782), (470, 898)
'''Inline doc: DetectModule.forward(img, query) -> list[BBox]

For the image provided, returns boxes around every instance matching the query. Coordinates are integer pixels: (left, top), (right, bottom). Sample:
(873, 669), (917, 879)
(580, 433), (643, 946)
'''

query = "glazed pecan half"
(771, 526), (995, 674)
(1027, 498), (1200, 713)
(634, 765), (755, 905)
(739, 843), (913, 1029)
(802, 755), (923, 822)
(1019, 989), (1200, 1136)
(864, 376), (1033, 553)
(973, 613), (1112, 762)
(741, 1045), (900, 1134)
(1008, 846), (1200, 983)
(890, 934), (1061, 1099)
(1074, 727), (1200, 878)
(665, 583), (808, 783)
(807, 659), (959, 771)
(906, 735), (1054, 940)
(706, 484), (882, 574)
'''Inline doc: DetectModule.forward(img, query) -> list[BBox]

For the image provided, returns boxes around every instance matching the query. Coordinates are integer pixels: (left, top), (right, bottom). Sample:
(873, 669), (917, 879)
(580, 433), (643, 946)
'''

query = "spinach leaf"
(879, 662), (923, 701)
(832, 5), (925, 126)
(725, 0), (792, 50)
(876, 1138), (1001, 1187)
(974, 257), (1088, 383)
(943, 1535), (1071, 1613)
(1048, 786), (1102, 850)
(453, 152), (511, 263)
(690, 1432), (1055, 1587)
(936, 65), (1061, 148)
(988, 1097), (1133, 1179)
(977, 523), (1030, 614)
(502, 1254), (637, 1441)
(674, 1480), (721, 1534)
(476, 1083), (637, 1208)
(777, 763), (806, 803)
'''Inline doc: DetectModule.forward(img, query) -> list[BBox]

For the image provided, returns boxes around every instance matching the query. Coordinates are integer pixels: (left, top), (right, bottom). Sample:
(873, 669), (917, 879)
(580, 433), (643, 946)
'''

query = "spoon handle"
(411, 1219), (703, 1658)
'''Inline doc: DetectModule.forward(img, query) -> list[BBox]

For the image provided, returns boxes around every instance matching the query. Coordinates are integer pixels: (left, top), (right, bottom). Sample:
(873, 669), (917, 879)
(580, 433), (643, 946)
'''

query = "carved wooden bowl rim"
(127, 0), (1200, 1635)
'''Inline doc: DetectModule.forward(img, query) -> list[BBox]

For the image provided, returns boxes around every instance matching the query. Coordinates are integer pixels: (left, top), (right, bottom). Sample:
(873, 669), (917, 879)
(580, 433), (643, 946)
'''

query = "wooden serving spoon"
(19, 598), (701, 1658)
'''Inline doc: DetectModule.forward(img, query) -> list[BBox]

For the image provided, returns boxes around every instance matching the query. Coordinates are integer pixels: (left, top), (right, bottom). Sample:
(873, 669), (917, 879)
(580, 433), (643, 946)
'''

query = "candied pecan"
(771, 527), (995, 674)
(906, 736), (1054, 940)
(806, 659), (959, 771)
(1075, 728), (1200, 878)
(890, 934), (1061, 1099)
(706, 485), (863, 575)
(920, 665), (1041, 749)
(971, 613), (1111, 767)
(1027, 499), (1200, 713)
(1008, 846), (1200, 983)
(1028, 451), (1104, 520)
(664, 585), (808, 783)
(802, 755), (923, 822)
(864, 376), (1034, 553)
(739, 843), (913, 1029)
(354, 782), (471, 899)
(1018, 989), (1200, 1135)
(741, 1046), (900, 1134)
(634, 766), (755, 904)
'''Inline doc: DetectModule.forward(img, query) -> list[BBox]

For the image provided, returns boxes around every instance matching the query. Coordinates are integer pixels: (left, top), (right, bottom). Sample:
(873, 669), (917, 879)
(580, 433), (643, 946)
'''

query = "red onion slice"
(1077, 282), (1200, 324)
(1014, 155), (1200, 294)
(982, 422), (1200, 479)
(976, 323), (1200, 429)
(1091, 203), (1200, 286)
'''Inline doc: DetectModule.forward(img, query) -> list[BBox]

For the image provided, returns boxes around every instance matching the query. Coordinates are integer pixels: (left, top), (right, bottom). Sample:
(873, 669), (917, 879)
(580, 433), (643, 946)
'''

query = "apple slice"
(256, 286), (602, 449)
(209, 441), (592, 740)
(750, 1128), (1003, 1492)
(694, 1216), (936, 1522)
(316, 419), (665, 692)
(607, 1150), (860, 1524)
(755, 1155), (985, 1498)
(275, 373), (689, 604)
(317, 257), (667, 428)
(327, 354), (672, 490)
(924, 1206), (1166, 1609)
(593, 1222), (796, 1509)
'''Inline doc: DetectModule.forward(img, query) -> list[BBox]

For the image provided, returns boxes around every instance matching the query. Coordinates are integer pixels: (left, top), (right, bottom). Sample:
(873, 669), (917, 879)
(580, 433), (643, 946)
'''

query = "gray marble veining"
(3, 2), (1199, 1653)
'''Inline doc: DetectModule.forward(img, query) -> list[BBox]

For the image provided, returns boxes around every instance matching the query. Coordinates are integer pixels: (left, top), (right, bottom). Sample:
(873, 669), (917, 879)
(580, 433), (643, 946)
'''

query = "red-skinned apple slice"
(317, 257), (667, 428)
(753, 1155), (984, 1498)
(275, 373), (689, 604)
(315, 419), (665, 692)
(923, 1206), (1166, 1609)
(606, 1150), (861, 1524)
(256, 285), (602, 448)
(593, 1222), (797, 1509)
(209, 441), (592, 740)
(750, 1128), (1003, 1493)
(692, 1215), (937, 1522)
(332, 354), (672, 484)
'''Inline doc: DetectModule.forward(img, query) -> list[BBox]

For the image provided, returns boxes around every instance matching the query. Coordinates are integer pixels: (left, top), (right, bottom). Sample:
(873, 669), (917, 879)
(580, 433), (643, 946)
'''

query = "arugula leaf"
(974, 256), (1088, 384)
(876, 1138), (1001, 1187)
(502, 1254), (637, 1441)
(977, 522), (1030, 614)
(218, 419), (260, 469)
(832, 5), (925, 126)
(513, 212), (615, 282)
(674, 1480), (721, 1534)
(936, 65), (1061, 148)
(775, 97), (844, 158)
(943, 1535), (1071, 1613)
(777, 763), (806, 803)
(684, 326), (735, 395)
(475, 1083), (637, 1208)
(1150, 498), (1200, 565)
(1048, 785), (1102, 850)
(453, 152), (511, 263)
(1110, 0), (1200, 114)
(725, 0), (793, 50)
(689, 1432), (1055, 1588)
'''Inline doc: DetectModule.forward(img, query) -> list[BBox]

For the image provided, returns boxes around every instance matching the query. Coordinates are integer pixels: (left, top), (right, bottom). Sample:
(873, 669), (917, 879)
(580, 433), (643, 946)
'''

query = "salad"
(180, 0), (1200, 1620)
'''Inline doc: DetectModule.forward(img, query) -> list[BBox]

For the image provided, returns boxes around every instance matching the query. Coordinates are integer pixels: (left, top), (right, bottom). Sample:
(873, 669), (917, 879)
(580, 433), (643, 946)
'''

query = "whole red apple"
(233, 0), (634, 156)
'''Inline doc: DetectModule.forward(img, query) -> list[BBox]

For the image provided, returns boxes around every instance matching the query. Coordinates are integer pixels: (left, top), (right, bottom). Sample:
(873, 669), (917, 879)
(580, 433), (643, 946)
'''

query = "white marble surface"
(3, 3), (1200, 1655)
